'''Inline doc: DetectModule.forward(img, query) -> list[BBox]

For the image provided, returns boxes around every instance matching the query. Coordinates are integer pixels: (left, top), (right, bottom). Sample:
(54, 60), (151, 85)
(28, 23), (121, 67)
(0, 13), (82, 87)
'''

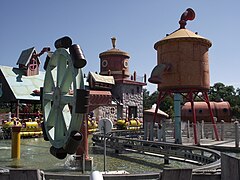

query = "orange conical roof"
(154, 28), (212, 49)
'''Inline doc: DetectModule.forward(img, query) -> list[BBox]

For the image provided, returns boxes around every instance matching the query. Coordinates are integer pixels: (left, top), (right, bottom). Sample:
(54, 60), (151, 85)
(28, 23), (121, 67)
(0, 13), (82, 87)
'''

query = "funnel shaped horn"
(69, 44), (87, 68)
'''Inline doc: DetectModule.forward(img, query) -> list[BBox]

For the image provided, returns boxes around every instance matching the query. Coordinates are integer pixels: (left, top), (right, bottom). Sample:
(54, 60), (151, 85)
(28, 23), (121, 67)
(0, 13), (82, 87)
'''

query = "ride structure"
(2, 118), (43, 139)
(41, 36), (92, 170)
(149, 8), (219, 144)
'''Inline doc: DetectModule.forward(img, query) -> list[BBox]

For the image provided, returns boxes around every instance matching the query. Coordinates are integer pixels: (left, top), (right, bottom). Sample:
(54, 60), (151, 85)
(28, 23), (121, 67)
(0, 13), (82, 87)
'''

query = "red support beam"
(76, 115), (89, 160)
(203, 92), (219, 141)
(153, 91), (169, 123)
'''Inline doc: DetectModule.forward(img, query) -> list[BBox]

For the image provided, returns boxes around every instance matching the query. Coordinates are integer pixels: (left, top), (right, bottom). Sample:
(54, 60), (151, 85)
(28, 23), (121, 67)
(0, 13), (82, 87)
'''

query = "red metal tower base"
(154, 90), (219, 145)
(76, 116), (89, 159)
(75, 115), (93, 171)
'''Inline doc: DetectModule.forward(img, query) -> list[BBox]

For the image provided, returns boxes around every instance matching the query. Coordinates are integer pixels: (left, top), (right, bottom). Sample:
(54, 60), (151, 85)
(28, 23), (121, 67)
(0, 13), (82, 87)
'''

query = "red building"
(96, 37), (147, 121)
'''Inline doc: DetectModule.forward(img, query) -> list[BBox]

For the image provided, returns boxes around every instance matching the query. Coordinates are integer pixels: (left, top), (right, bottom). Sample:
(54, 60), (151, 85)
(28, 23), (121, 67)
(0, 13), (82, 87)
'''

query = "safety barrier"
(92, 130), (221, 171)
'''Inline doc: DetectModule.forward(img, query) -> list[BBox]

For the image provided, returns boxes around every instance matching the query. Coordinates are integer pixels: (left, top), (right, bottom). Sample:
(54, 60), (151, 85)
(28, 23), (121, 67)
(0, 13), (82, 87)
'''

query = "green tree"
(143, 88), (152, 110)
(209, 82), (240, 118)
(209, 82), (237, 105)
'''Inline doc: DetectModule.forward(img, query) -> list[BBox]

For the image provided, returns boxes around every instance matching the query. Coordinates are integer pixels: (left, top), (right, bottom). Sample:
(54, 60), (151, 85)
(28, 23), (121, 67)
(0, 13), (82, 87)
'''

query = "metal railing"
(147, 120), (240, 147)
(183, 120), (240, 147)
(92, 130), (221, 171)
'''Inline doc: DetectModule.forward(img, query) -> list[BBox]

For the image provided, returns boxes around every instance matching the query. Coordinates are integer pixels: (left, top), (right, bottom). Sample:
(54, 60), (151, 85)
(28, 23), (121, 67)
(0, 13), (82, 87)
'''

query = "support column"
(16, 100), (20, 118)
(76, 115), (93, 171)
(201, 120), (205, 139)
(149, 122), (154, 141)
(11, 126), (22, 159)
(174, 93), (182, 144)
(187, 120), (190, 138)
(235, 121), (239, 148)
(157, 123), (163, 142)
(162, 119), (166, 142)
(143, 121), (148, 140)
(189, 92), (198, 145)
(221, 120), (225, 141)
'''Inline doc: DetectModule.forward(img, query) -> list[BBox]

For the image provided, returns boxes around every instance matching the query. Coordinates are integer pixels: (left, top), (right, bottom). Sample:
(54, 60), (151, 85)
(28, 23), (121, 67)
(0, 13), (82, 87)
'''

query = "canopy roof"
(154, 28), (212, 49)
(17, 47), (40, 66)
(144, 104), (169, 118)
(0, 65), (44, 102)
(88, 72), (115, 85)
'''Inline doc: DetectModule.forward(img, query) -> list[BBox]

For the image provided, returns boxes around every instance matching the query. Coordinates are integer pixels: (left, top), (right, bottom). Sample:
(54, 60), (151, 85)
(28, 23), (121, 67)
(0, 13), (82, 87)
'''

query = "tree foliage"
(208, 82), (240, 118)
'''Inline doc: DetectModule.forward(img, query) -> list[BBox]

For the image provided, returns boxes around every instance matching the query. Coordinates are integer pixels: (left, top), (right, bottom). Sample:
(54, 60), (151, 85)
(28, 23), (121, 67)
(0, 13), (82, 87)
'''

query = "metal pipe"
(179, 8), (195, 29)
(11, 126), (22, 159)
(174, 93), (182, 144)
(103, 120), (106, 172)
(235, 121), (239, 147)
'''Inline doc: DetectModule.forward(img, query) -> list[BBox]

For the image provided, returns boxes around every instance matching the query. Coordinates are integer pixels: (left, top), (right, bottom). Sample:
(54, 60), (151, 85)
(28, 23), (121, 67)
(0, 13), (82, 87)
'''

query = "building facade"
(94, 37), (146, 121)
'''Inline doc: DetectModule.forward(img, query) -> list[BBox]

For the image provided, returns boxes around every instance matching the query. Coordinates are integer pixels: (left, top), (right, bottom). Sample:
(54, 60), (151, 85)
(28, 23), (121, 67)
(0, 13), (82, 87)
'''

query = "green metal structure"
(42, 48), (84, 150)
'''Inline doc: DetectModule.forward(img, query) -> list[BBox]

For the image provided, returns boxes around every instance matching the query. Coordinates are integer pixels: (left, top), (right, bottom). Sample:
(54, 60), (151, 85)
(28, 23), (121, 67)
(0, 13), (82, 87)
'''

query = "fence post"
(212, 117), (217, 140)
(187, 120), (190, 139)
(234, 121), (239, 148)
(197, 122), (201, 143)
(211, 126), (214, 140)
(149, 122), (154, 141)
(221, 120), (225, 141)
(164, 145), (169, 164)
(201, 120), (205, 139)
(174, 93), (182, 144)
(143, 121), (148, 140)
(162, 119), (166, 142)
(157, 123), (163, 142)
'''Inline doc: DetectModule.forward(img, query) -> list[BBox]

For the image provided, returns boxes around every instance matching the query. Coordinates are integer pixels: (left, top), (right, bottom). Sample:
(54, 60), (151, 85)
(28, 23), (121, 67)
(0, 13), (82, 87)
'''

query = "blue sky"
(1, 1), (240, 93)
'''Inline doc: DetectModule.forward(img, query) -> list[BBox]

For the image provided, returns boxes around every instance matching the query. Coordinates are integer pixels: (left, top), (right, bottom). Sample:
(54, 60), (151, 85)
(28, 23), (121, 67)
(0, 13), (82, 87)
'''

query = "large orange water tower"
(149, 8), (219, 144)
(152, 28), (212, 91)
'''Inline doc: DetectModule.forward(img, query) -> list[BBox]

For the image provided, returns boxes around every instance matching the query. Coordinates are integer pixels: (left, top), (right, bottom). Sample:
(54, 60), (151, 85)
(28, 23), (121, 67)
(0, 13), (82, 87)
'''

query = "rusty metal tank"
(181, 101), (232, 122)
(149, 8), (212, 92)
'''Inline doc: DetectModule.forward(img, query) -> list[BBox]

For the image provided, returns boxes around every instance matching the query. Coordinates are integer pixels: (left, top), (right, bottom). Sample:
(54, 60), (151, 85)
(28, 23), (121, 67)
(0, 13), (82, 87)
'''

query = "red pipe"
(179, 8), (195, 29)
(34, 47), (50, 58)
